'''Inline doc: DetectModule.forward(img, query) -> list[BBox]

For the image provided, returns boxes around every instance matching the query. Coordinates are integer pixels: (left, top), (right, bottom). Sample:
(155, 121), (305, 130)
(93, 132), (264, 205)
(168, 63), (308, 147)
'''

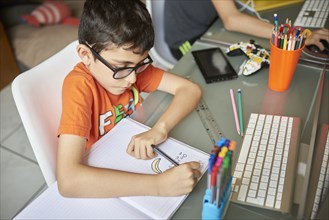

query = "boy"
(56, 0), (202, 198)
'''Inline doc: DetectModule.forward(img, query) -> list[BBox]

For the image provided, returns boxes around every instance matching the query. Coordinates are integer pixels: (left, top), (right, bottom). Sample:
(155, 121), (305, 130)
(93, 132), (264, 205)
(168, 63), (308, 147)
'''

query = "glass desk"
(133, 40), (328, 219)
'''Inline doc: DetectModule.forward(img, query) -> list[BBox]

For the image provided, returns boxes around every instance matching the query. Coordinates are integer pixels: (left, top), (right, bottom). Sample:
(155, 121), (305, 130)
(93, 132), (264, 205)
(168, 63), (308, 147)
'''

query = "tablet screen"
(192, 48), (238, 84)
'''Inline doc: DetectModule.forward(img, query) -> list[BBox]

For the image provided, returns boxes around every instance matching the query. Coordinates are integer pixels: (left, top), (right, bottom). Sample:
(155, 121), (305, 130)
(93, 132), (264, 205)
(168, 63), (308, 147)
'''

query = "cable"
(237, 0), (270, 23)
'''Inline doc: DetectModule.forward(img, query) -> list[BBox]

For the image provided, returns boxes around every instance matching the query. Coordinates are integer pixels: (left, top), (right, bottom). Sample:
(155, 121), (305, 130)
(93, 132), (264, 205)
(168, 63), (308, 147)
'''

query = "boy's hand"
(126, 127), (168, 159)
(156, 162), (202, 196)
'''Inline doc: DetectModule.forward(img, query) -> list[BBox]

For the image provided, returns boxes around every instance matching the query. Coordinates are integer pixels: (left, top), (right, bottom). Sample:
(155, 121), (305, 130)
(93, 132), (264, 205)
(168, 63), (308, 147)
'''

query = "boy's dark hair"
(78, 0), (154, 55)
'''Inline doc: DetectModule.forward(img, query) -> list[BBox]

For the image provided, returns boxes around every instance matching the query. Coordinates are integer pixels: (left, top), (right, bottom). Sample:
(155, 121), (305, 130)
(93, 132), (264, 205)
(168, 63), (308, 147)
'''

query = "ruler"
(195, 98), (224, 144)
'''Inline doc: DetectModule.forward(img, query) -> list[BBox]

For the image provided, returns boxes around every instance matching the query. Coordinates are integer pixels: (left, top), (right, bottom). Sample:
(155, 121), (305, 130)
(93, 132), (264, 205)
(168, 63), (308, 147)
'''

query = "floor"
(0, 84), (47, 220)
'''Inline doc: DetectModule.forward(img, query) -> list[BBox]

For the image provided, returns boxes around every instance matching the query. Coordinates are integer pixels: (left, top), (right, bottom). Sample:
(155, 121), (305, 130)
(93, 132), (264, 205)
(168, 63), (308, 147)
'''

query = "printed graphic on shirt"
(98, 85), (141, 136)
(130, 86), (140, 105)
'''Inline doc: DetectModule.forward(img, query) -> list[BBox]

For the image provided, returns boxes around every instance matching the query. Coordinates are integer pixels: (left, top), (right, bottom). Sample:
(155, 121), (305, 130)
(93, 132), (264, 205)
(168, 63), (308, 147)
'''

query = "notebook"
(14, 118), (209, 220)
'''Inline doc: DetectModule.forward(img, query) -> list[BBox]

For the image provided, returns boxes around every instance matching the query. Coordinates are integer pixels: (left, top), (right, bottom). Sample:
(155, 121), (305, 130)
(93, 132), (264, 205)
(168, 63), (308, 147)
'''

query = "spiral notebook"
(14, 118), (209, 220)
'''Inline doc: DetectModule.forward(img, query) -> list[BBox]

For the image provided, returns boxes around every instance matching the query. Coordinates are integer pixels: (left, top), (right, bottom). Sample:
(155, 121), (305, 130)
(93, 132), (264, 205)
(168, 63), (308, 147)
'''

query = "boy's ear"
(77, 44), (93, 65)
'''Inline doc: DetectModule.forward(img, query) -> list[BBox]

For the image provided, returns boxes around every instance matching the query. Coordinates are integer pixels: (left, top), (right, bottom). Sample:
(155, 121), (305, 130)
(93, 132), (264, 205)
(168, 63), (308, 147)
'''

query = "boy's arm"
(127, 71), (202, 159)
(154, 71), (202, 135)
(56, 133), (201, 198)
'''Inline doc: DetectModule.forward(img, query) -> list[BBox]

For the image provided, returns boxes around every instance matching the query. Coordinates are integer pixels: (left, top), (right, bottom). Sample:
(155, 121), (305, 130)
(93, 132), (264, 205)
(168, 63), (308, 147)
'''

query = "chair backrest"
(11, 40), (80, 186)
(146, 0), (177, 70)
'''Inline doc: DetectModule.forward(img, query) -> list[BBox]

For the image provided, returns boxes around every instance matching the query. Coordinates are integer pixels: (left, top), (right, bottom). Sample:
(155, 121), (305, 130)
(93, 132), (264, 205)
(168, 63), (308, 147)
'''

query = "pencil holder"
(268, 40), (305, 92)
(202, 176), (232, 220)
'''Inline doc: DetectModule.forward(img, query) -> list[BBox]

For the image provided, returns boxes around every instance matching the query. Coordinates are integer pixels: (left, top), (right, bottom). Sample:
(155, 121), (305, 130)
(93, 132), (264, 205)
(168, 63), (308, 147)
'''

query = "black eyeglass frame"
(84, 43), (153, 79)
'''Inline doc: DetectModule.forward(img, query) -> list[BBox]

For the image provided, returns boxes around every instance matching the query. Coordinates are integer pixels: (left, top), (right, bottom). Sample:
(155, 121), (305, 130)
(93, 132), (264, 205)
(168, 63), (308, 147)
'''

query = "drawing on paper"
(151, 158), (162, 174)
(151, 151), (190, 174)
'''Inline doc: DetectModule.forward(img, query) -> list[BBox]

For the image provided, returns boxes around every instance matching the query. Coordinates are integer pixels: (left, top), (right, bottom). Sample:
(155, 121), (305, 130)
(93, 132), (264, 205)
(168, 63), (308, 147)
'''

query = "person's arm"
(211, 0), (273, 39)
(211, 0), (329, 49)
(56, 133), (201, 198)
(126, 72), (202, 159)
(155, 72), (202, 135)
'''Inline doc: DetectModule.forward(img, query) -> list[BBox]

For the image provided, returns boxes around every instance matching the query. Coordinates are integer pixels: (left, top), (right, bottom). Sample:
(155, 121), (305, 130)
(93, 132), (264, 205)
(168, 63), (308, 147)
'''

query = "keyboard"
(305, 124), (329, 219)
(231, 113), (301, 212)
(294, 0), (329, 28)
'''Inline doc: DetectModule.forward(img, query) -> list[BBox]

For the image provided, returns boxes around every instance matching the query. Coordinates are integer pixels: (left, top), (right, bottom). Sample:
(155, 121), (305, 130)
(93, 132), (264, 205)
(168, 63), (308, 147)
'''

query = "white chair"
(11, 40), (80, 186)
(146, 0), (177, 70)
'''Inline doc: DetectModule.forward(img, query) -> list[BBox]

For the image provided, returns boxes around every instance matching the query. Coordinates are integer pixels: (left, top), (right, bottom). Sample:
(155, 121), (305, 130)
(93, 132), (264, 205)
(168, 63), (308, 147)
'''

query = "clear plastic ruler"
(195, 98), (224, 144)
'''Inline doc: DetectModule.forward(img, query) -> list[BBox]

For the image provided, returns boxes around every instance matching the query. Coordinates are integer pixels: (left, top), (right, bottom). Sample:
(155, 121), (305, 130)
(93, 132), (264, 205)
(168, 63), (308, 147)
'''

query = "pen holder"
(268, 40), (305, 92)
(202, 176), (232, 220)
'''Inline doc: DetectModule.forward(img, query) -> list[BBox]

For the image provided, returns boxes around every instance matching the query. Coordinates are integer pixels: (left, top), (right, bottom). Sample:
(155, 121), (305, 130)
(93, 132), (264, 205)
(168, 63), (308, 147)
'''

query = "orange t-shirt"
(58, 62), (164, 150)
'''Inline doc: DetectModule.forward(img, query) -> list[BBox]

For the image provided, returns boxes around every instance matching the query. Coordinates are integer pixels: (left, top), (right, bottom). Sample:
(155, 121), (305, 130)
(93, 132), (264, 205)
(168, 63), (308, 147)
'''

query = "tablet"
(192, 48), (238, 84)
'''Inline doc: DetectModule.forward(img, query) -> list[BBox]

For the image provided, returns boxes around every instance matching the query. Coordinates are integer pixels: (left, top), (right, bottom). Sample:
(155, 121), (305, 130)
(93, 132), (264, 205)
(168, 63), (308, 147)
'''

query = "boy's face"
(83, 44), (150, 95)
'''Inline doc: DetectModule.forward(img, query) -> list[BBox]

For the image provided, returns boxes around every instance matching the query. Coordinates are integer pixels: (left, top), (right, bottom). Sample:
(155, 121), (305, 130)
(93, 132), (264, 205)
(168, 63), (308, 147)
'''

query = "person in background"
(165, 0), (329, 60)
(56, 0), (202, 198)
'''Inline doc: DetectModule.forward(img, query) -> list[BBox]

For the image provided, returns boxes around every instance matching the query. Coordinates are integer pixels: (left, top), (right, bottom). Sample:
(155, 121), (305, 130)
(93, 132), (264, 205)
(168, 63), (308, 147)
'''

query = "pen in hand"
(151, 144), (179, 167)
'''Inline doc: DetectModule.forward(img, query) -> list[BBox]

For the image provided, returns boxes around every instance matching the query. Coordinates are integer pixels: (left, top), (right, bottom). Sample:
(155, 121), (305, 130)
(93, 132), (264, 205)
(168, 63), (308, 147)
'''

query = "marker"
(208, 148), (220, 188)
(228, 141), (236, 152)
(228, 141), (236, 159)
(237, 89), (244, 136)
(219, 156), (231, 202)
(215, 166), (224, 207)
(211, 146), (228, 204)
(216, 137), (226, 147)
(226, 151), (233, 178)
(151, 145), (179, 166)
(210, 166), (219, 204)
(224, 139), (230, 148)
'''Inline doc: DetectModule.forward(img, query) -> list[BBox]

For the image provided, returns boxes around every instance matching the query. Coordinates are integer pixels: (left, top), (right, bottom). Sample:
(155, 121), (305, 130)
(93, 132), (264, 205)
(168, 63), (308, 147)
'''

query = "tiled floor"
(0, 84), (46, 220)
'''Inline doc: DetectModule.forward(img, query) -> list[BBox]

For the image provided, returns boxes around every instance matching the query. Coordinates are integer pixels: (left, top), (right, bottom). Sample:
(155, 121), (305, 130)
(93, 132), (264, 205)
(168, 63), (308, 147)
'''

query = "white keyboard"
(231, 113), (301, 213)
(310, 124), (329, 219)
(294, 0), (329, 28)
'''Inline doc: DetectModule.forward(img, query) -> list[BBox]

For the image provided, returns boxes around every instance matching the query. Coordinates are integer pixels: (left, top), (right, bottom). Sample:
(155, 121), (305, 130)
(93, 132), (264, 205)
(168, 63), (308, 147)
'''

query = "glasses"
(85, 43), (153, 79)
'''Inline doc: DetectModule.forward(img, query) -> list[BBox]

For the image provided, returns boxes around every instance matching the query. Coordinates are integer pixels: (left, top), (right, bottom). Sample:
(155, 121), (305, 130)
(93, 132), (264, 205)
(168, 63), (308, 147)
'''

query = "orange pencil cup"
(268, 40), (304, 92)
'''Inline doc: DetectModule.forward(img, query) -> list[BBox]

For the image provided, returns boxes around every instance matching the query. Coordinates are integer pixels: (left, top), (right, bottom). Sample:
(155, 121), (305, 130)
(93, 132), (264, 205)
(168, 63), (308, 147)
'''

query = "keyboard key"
(275, 201), (281, 209)
(238, 135), (252, 164)
(247, 197), (265, 206)
(238, 185), (248, 201)
(294, 0), (328, 29)
(265, 195), (275, 207)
